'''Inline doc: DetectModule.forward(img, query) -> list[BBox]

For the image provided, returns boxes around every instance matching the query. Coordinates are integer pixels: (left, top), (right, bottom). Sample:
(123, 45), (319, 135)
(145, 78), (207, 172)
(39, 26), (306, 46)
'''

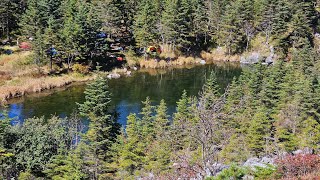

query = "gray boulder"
(240, 52), (260, 64)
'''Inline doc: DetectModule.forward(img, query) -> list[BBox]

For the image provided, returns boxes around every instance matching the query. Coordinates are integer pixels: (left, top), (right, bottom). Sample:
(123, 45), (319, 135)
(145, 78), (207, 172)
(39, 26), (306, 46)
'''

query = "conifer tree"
(247, 109), (271, 157)
(219, 1), (245, 54)
(44, 151), (86, 179)
(300, 117), (320, 151)
(117, 114), (145, 178)
(140, 97), (155, 143)
(199, 71), (221, 109)
(78, 76), (120, 161)
(144, 99), (171, 176)
(171, 90), (194, 150)
(176, 0), (193, 53)
(160, 0), (179, 50)
(0, 0), (22, 39)
(133, 0), (158, 48)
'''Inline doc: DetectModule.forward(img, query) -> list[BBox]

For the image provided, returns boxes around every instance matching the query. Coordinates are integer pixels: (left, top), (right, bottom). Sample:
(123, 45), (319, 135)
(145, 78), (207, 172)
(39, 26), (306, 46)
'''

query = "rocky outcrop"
(240, 52), (260, 64)
(240, 46), (276, 65)
(243, 157), (275, 169)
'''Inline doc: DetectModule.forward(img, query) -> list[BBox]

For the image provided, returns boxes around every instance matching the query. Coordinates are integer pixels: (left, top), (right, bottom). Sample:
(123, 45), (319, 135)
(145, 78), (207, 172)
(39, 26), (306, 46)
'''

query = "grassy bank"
(0, 50), (95, 104)
(124, 46), (242, 69)
(0, 46), (241, 104)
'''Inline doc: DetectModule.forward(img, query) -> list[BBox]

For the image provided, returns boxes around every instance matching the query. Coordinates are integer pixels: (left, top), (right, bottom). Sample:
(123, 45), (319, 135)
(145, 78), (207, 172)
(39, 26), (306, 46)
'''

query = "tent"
(19, 42), (31, 50)
(146, 46), (162, 55)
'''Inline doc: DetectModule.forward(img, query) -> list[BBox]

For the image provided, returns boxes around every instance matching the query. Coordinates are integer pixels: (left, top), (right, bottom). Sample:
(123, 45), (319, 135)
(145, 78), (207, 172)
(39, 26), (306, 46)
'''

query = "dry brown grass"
(200, 47), (240, 62)
(139, 59), (158, 69)
(124, 50), (140, 67)
(0, 51), (95, 104)
(0, 73), (94, 104)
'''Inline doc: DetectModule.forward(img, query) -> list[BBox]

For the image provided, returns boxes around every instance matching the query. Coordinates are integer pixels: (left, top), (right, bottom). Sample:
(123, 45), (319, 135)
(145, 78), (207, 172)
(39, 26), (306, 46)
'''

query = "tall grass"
(0, 51), (95, 104)
(200, 48), (240, 62)
(0, 74), (94, 104)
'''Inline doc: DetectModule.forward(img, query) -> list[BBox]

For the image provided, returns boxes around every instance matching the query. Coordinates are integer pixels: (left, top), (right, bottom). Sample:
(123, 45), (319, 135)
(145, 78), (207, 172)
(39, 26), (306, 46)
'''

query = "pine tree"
(190, 0), (208, 50)
(153, 99), (170, 139)
(300, 117), (320, 151)
(171, 90), (194, 150)
(247, 109), (271, 157)
(272, 0), (292, 54)
(133, 0), (158, 48)
(199, 71), (221, 109)
(0, 0), (22, 39)
(176, 0), (193, 53)
(257, 0), (276, 45)
(288, 1), (315, 49)
(78, 76), (120, 161)
(160, 0), (179, 50)
(219, 1), (245, 54)
(144, 99), (171, 176)
(205, 0), (229, 45)
(44, 151), (86, 179)
(139, 97), (155, 143)
(117, 114), (146, 179)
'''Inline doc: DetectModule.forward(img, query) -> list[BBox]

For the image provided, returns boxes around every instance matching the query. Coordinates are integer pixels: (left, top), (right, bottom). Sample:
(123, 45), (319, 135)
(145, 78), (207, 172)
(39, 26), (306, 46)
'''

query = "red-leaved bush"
(276, 154), (320, 178)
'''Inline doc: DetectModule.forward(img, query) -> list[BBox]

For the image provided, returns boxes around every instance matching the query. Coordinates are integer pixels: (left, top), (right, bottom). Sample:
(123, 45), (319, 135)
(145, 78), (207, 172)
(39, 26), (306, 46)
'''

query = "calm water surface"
(3, 63), (242, 125)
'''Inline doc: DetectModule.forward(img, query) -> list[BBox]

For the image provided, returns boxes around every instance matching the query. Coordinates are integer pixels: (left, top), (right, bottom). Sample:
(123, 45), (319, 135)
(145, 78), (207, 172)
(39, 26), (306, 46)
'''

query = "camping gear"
(146, 46), (162, 55)
(19, 42), (31, 50)
(117, 57), (123, 61)
(97, 32), (107, 38)
(48, 47), (57, 56)
(4, 49), (13, 55)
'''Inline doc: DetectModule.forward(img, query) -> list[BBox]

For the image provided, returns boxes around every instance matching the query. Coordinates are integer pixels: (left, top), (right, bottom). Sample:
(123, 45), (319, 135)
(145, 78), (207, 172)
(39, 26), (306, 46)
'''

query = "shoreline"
(0, 52), (240, 105)
(0, 73), (95, 105)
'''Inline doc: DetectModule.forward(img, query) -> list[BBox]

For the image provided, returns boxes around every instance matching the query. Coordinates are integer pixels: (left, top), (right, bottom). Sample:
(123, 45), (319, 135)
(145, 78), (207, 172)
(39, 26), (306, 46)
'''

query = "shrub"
(253, 164), (277, 180)
(72, 63), (90, 74)
(275, 154), (320, 178)
(207, 164), (247, 180)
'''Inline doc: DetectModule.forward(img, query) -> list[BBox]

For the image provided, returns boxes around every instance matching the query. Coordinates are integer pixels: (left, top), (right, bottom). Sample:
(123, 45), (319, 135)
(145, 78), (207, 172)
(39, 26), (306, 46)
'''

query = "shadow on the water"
(1, 62), (242, 125)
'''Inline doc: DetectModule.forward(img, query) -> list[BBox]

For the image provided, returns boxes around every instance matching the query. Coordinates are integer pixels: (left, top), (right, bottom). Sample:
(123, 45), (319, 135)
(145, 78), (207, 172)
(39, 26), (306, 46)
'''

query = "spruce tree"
(144, 99), (171, 176)
(219, 1), (244, 54)
(117, 114), (145, 179)
(139, 97), (155, 143)
(160, 0), (179, 50)
(199, 71), (221, 109)
(78, 76), (120, 161)
(247, 109), (271, 157)
(176, 0), (193, 53)
(153, 99), (170, 139)
(133, 0), (158, 48)
(300, 117), (320, 151)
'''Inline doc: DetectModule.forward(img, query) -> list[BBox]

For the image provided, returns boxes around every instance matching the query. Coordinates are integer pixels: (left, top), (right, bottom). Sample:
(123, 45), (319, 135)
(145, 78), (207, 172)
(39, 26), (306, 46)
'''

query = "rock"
(107, 73), (121, 79)
(209, 163), (230, 176)
(243, 157), (275, 169)
(200, 59), (206, 65)
(243, 175), (255, 180)
(240, 52), (260, 64)
(265, 46), (275, 65)
(293, 148), (313, 155)
(261, 157), (274, 164)
(126, 71), (132, 76)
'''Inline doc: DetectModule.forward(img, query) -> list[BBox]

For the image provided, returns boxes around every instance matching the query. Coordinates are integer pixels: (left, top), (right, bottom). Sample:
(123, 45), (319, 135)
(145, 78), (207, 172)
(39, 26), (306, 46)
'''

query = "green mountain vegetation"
(1, 46), (320, 179)
(1, 0), (320, 64)
(1, 0), (320, 179)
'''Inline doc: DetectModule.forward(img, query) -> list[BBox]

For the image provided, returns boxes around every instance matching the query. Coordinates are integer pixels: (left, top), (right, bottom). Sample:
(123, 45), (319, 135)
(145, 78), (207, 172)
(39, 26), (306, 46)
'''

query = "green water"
(4, 63), (242, 125)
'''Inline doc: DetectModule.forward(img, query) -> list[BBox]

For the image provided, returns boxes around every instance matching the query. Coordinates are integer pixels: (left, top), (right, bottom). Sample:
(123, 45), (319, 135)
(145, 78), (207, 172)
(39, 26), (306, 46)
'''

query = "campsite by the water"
(1, 0), (320, 179)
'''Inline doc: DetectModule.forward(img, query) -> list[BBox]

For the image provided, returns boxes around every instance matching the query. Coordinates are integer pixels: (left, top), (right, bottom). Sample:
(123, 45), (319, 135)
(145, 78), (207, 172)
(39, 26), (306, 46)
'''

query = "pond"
(2, 62), (242, 125)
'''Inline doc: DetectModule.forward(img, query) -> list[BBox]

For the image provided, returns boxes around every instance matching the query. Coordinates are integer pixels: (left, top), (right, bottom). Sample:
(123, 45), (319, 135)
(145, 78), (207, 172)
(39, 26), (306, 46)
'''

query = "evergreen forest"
(1, 0), (320, 179)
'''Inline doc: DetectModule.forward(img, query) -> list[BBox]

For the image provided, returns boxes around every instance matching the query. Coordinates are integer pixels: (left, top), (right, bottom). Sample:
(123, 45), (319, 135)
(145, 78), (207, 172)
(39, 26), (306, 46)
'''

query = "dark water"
(2, 63), (242, 125)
